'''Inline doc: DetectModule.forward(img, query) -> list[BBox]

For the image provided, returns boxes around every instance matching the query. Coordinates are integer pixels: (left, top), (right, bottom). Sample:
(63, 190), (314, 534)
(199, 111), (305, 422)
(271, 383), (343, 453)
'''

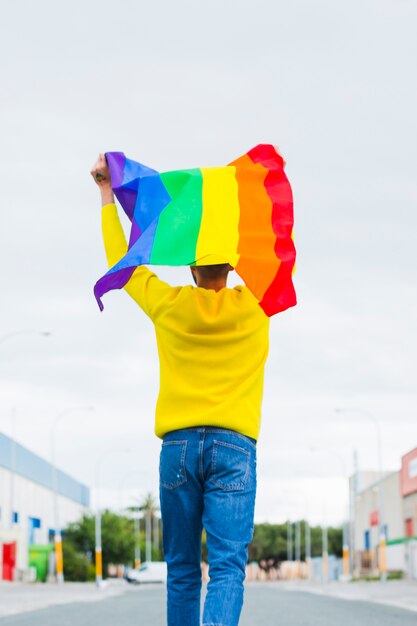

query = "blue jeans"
(159, 427), (257, 626)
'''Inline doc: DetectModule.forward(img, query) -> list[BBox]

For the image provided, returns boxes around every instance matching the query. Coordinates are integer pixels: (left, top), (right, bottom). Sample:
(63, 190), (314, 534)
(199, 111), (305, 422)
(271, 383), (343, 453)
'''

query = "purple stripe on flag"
(105, 152), (125, 189)
(94, 266), (136, 311)
(129, 220), (142, 247)
(114, 188), (137, 222)
(126, 216), (159, 264)
(105, 152), (137, 221)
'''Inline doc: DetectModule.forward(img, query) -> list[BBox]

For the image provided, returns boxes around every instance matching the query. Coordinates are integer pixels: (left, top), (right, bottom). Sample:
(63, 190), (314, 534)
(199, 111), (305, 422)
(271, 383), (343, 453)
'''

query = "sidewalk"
(280, 579), (417, 614)
(0, 579), (127, 618)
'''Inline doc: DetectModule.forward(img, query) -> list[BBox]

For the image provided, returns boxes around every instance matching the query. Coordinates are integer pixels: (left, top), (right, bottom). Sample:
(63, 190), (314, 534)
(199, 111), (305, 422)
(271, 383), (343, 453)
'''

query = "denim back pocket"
(160, 440), (187, 489)
(210, 440), (250, 491)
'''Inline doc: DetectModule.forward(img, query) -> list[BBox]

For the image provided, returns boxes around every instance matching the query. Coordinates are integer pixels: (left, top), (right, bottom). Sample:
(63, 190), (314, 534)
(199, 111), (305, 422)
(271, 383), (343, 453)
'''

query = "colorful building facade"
(351, 445), (417, 579)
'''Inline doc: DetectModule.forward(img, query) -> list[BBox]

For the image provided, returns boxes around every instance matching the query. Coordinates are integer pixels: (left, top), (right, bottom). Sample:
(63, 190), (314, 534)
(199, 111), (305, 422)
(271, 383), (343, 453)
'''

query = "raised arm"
(91, 154), (176, 319)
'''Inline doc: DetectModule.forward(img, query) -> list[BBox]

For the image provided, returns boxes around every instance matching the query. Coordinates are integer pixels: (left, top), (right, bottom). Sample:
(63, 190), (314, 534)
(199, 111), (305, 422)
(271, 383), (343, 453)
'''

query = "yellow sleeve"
(101, 203), (175, 319)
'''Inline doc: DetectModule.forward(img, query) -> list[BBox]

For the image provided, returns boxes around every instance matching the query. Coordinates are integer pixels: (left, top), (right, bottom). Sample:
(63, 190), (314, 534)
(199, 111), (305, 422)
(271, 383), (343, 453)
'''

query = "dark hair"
(193, 263), (231, 279)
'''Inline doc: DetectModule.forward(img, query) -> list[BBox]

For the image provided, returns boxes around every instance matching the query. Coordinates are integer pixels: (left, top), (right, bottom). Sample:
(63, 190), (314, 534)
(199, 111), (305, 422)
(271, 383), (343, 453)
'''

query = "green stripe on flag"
(150, 169), (203, 265)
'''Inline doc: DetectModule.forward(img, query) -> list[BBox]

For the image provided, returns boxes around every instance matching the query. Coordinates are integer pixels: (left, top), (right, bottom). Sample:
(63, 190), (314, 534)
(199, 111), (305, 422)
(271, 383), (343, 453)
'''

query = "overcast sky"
(1, 0), (416, 525)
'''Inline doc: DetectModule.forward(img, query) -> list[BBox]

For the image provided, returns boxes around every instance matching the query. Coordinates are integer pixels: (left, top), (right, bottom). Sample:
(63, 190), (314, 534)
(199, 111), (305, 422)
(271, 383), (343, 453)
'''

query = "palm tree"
(138, 492), (160, 562)
(139, 492), (159, 517)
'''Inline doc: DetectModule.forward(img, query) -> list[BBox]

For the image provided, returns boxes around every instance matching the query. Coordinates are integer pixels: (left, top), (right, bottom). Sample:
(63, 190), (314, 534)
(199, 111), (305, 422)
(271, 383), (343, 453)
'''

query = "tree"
(327, 526), (343, 558)
(64, 510), (135, 578)
(248, 521), (343, 565)
(63, 510), (343, 580)
(249, 523), (288, 566)
(138, 492), (159, 518)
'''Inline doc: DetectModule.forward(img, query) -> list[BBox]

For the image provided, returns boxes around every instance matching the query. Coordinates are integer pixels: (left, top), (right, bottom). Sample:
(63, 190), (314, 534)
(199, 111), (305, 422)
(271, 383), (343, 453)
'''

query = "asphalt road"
(0, 584), (416, 626)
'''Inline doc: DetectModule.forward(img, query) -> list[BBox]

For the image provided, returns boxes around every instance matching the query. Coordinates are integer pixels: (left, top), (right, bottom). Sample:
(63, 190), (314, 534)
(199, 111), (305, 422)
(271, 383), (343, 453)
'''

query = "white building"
(0, 432), (90, 580)
(350, 446), (417, 579)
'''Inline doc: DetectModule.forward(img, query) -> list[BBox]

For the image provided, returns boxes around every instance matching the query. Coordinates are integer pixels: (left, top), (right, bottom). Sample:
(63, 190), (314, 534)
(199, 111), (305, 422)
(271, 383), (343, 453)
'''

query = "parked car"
(126, 561), (167, 584)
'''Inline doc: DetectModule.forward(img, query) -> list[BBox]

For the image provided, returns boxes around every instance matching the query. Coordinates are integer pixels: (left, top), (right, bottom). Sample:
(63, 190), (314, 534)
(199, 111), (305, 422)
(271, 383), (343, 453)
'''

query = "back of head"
(190, 263), (233, 289)
(195, 263), (231, 280)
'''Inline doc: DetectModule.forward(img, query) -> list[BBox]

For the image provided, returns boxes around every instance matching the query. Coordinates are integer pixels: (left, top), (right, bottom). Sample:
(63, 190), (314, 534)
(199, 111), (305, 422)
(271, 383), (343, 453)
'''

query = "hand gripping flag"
(94, 144), (296, 316)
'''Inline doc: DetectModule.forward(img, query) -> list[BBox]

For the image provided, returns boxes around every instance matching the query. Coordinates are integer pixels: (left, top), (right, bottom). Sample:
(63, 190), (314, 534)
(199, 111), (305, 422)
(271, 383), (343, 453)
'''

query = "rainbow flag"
(94, 144), (296, 316)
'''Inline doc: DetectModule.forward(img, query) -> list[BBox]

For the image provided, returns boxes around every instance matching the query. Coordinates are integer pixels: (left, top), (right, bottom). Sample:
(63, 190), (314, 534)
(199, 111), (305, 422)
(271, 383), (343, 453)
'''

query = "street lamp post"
(0, 330), (51, 346)
(118, 470), (152, 569)
(322, 523), (328, 583)
(145, 510), (152, 563)
(134, 515), (142, 569)
(305, 520), (311, 580)
(51, 406), (94, 584)
(295, 520), (301, 563)
(95, 504), (103, 586)
(287, 520), (293, 562)
(95, 448), (131, 587)
(335, 407), (386, 581)
(310, 446), (350, 579)
(153, 513), (160, 555)
(295, 520), (301, 577)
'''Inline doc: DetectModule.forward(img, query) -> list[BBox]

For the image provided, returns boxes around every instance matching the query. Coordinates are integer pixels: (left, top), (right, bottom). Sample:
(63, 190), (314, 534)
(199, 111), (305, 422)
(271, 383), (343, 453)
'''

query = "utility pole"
(322, 524), (328, 583)
(287, 520), (293, 562)
(295, 520), (301, 562)
(134, 516), (141, 569)
(146, 511), (152, 562)
(153, 514), (159, 555)
(305, 521), (311, 580)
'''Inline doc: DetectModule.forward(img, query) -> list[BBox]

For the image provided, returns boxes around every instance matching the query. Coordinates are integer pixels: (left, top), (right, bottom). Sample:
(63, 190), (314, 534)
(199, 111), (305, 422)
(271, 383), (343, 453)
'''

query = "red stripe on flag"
(247, 145), (296, 315)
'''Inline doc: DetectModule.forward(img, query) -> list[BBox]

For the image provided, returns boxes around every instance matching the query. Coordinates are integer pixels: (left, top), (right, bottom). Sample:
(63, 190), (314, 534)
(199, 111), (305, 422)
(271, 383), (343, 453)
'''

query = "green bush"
(63, 541), (95, 582)
(351, 570), (404, 582)
(388, 570), (403, 580)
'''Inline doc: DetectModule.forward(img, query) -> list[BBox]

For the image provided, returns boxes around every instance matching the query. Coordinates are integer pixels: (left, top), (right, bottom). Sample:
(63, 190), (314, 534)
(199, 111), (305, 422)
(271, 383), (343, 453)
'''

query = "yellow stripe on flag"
(196, 167), (240, 267)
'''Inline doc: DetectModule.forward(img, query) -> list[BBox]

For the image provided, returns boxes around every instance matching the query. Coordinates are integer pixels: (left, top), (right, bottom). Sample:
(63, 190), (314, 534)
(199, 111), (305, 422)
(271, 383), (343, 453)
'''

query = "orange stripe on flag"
(232, 154), (280, 301)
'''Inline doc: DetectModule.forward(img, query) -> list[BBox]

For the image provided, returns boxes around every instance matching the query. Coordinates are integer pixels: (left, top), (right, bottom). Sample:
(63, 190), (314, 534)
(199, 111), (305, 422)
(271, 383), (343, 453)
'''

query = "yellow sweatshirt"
(102, 203), (270, 440)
